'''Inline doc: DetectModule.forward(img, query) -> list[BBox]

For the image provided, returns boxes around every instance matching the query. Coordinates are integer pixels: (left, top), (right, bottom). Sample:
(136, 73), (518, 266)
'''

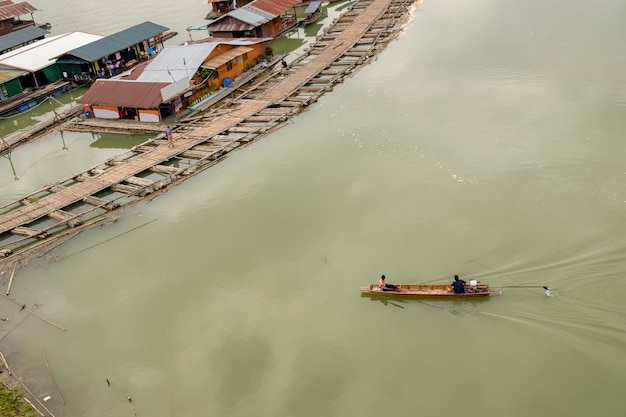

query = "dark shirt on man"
(451, 279), (466, 293)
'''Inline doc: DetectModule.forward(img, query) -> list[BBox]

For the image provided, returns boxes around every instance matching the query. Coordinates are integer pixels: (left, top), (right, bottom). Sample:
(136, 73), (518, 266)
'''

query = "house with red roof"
(205, 0), (301, 38)
(79, 38), (272, 122)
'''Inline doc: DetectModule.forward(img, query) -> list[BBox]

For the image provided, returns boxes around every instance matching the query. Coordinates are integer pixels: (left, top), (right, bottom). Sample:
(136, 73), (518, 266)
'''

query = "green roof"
(61, 21), (168, 63)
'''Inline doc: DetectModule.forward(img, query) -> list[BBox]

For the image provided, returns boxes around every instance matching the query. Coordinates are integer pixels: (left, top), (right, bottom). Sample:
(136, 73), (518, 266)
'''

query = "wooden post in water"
(5, 263), (17, 296)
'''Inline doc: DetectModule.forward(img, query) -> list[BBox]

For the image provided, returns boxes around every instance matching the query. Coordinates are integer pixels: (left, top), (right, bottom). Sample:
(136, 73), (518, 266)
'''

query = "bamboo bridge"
(0, 0), (418, 264)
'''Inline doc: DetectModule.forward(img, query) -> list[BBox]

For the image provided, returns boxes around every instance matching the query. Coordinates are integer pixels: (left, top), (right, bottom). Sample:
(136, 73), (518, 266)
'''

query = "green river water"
(0, 0), (625, 416)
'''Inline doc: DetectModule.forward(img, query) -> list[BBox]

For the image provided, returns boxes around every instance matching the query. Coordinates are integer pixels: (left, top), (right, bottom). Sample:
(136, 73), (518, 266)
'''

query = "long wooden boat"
(360, 283), (501, 298)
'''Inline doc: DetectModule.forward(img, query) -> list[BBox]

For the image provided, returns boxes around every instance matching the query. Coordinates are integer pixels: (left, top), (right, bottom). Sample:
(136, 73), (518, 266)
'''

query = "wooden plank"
(12, 227), (49, 239)
(83, 195), (120, 210)
(110, 183), (141, 195)
(149, 165), (179, 175)
(49, 185), (67, 193)
(48, 210), (83, 228)
(228, 126), (260, 133)
(125, 176), (153, 187)
(179, 150), (210, 160)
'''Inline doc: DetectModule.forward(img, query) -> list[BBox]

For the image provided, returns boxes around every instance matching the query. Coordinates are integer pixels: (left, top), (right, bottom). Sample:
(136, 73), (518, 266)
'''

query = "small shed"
(0, 1), (39, 36)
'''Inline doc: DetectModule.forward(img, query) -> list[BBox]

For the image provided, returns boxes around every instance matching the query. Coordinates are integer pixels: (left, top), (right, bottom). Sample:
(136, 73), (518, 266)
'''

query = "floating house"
(0, 31), (102, 100)
(79, 38), (271, 122)
(0, 0), (48, 54)
(205, 0), (301, 38)
(0, 0), (39, 35)
(205, 0), (253, 20)
(54, 21), (169, 80)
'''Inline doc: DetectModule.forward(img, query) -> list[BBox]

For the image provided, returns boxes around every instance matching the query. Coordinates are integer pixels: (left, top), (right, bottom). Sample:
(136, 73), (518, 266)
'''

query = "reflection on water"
(89, 134), (152, 149)
(0, 87), (88, 137)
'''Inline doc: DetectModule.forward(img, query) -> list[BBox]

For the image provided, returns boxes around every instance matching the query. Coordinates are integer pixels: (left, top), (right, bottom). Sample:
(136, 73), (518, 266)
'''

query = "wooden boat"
(360, 283), (501, 298)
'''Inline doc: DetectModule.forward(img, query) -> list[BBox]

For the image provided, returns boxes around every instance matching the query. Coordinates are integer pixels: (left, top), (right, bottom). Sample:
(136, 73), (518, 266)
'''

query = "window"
(242, 53), (248, 62)
(226, 61), (232, 71)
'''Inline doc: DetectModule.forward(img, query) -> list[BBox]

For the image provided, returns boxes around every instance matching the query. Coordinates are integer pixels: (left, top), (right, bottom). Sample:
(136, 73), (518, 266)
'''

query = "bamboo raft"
(0, 0), (418, 263)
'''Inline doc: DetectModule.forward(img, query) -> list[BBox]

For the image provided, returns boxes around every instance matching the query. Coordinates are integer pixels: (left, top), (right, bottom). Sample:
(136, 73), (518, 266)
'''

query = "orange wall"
(193, 42), (269, 95)
(214, 43), (268, 86)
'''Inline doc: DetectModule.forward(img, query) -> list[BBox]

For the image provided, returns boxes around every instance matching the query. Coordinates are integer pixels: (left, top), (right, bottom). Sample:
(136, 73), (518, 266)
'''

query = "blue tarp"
(305, 1), (321, 14)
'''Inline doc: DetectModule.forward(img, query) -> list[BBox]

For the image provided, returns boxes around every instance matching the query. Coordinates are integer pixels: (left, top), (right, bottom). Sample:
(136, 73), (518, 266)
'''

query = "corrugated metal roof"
(0, 31), (103, 72)
(305, 1), (321, 14)
(0, 25), (47, 52)
(207, 21), (255, 33)
(202, 46), (253, 69)
(62, 21), (169, 63)
(207, 0), (299, 32)
(79, 79), (169, 108)
(136, 43), (217, 83)
(220, 37), (273, 45)
(0, 1), (38, 20)
(229, 7), (273, 25)
(248, 0), (301, 17)
(0, 69), (22, 83)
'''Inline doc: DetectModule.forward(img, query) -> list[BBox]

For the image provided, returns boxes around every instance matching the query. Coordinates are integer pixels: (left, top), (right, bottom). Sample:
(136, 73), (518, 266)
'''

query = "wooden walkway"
(0, 0), (418, 261)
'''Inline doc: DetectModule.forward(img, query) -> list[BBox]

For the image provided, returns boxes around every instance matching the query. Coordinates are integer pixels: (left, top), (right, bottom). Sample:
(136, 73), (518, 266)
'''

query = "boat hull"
(360, 283), (501, 298)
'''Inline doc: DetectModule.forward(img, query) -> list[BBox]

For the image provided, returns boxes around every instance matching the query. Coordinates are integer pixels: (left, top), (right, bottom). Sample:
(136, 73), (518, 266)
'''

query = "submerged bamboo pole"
(5, 263), (16, 295)
(0, 352), (57, 417)
(109, 379), (138, 417)
(64, 218), (157, 260)
(0, 312), (30, 343)
(42, 350), (65, 405)
(0, 351), (11, 375)
(23, 397), (45, 417)
(0, 294), (67, 331)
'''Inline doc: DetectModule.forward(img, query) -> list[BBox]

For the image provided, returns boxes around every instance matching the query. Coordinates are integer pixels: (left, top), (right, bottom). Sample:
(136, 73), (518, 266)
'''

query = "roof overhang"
(201, 46), (253, 69)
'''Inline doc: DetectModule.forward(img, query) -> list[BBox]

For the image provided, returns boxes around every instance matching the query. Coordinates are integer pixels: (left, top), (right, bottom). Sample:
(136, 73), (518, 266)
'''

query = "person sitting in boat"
(379, 275), (398, 292)
(451, 275), (467, 293)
